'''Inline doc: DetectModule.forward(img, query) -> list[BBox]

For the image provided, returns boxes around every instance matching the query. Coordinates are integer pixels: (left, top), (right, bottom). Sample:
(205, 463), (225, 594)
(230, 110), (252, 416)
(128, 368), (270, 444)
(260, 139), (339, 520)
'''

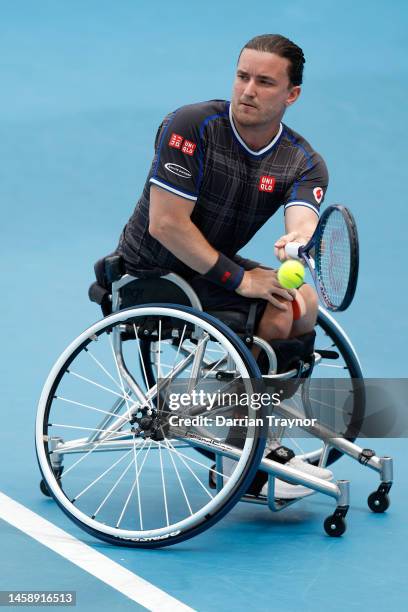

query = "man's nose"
(243, 79), (256, 97)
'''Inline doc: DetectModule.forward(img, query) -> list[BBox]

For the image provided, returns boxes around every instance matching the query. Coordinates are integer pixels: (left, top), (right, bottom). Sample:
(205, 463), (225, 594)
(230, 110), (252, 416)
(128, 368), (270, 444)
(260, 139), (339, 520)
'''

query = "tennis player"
(115, 33), (332, 492)
(117, 33), (327, 347)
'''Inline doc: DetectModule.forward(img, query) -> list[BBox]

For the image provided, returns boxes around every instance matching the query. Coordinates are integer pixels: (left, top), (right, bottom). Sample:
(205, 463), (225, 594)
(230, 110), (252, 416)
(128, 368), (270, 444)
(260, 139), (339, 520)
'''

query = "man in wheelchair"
(117, 34), (322, 349)
(92, 34), (332, 495)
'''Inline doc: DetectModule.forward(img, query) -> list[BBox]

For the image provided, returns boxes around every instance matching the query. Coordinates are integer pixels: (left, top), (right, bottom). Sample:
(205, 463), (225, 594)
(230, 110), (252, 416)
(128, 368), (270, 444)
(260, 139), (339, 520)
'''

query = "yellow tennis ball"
(277, 260), (305, 289)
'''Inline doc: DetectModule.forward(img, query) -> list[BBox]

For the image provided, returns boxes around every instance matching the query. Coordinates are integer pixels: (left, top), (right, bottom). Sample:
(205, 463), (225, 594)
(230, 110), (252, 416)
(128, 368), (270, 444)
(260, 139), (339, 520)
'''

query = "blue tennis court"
(1, 1), (408, 610)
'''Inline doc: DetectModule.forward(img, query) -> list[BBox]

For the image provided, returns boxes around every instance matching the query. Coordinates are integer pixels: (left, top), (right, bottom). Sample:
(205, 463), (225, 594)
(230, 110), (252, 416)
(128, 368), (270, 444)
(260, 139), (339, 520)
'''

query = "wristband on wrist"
(203, 252), (245, 291)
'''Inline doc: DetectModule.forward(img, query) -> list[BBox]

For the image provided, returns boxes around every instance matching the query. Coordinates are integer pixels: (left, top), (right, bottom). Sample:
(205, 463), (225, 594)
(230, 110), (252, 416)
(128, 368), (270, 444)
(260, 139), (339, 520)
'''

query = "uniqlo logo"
(169, 133), (184, 149)
(259, 175), (276, 192)
(182, 139), (197, 156)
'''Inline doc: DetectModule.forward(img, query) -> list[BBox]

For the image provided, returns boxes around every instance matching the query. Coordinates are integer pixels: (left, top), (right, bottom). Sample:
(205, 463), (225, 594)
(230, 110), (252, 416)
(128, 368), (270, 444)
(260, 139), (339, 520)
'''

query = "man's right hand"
(235, 268), (296, 310)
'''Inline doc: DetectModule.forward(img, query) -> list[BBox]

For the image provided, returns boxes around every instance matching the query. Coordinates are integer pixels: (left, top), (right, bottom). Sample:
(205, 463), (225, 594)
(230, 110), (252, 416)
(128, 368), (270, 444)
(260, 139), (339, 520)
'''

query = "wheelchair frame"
(35, 262), (393, 547)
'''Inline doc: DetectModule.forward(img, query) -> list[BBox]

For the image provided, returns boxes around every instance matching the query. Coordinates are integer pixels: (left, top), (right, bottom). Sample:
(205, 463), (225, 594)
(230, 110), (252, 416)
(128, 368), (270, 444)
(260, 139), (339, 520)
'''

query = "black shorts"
(189, 256), (270, 331)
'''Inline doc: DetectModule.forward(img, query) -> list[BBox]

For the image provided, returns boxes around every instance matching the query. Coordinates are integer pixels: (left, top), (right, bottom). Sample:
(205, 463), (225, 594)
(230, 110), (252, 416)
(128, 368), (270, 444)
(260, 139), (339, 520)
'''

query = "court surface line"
(0, 491), (195, 612)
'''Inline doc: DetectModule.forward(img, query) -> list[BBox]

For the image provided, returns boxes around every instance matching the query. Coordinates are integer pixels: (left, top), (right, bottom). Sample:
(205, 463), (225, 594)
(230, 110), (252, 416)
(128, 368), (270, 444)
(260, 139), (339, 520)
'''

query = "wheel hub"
(139, 415), (154, 431)
(130, 406), (168, 439)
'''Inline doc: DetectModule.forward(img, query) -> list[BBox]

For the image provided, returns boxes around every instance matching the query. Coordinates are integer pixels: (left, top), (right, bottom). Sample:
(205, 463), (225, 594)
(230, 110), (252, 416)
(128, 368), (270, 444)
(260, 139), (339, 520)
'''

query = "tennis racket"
(285, 204), (359, 311)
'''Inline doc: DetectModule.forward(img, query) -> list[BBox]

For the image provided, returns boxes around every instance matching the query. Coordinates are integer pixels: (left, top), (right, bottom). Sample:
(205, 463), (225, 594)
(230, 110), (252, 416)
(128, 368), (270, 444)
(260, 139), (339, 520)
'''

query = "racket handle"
(284, 242), (303, 260)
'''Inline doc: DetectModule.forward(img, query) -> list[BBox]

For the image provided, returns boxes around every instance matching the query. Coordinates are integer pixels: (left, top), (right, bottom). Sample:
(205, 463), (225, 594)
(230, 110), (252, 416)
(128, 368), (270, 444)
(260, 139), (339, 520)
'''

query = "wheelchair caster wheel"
(40, 466), (64, 498)
(324, 515), (346, 537)
(368, 491), (390, 513)
(40, 479), (51, 497)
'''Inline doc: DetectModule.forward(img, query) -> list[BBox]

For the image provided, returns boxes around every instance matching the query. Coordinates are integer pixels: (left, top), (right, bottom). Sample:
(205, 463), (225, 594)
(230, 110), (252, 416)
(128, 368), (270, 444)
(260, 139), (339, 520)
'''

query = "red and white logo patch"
(169, 133), (184, 149)
(313, 187), (324, 204)
(259, 175), (276, 192)
(181, 139), (196, 156)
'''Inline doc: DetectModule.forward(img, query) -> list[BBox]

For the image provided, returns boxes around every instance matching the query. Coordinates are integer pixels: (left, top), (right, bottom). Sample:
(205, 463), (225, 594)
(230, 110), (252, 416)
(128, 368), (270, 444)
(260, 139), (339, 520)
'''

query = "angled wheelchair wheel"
(273, 307), (365, 468)
(312, 307), (365, 466)
(36, 305), (267, 548)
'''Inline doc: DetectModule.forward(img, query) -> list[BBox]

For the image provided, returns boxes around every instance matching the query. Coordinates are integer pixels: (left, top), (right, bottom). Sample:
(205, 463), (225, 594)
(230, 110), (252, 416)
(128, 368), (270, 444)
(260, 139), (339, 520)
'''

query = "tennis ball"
(277, 260), (305, 289)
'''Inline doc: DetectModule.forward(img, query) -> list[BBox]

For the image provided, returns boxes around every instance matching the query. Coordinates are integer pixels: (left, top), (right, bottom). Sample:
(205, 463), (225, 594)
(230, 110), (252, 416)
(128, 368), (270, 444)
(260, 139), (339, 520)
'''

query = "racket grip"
(284, 242), (303, 260)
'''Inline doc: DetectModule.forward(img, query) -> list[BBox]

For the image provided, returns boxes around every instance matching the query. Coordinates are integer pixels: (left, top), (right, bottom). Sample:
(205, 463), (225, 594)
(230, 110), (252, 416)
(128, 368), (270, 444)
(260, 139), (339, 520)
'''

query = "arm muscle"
(148, 186), (218, 273)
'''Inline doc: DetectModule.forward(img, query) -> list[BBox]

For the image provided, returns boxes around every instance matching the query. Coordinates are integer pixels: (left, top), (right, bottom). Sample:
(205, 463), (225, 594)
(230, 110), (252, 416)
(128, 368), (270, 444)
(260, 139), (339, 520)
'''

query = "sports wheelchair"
(36, 255), (393, 548)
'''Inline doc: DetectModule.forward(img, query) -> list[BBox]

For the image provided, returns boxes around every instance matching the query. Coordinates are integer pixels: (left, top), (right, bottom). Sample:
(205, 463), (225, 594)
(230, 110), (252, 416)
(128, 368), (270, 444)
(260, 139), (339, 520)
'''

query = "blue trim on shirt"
(150, 177), (198, 199)
(284, 200), (319, 215)
(283, 127), (314, 201)
(197, 104), (229, 190)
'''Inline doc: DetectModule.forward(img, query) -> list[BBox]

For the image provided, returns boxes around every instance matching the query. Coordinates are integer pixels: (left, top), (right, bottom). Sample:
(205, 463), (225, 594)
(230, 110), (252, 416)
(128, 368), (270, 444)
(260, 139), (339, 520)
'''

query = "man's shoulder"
(281, 123), (326, 164)
(164, 100), (229, 125)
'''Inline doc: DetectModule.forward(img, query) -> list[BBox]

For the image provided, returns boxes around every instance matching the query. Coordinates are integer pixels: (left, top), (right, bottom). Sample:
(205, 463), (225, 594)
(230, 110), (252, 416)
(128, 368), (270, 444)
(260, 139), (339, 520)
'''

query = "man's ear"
(286, 85), (301, 107)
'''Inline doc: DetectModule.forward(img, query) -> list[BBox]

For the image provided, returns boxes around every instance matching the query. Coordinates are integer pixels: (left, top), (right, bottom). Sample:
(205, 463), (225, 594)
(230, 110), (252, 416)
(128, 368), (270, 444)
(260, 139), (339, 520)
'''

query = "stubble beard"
(233, 106), (275, 131)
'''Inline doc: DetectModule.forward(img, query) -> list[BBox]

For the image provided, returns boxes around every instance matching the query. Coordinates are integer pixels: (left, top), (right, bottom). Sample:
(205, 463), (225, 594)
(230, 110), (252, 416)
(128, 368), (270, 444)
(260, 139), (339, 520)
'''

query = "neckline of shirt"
(228, 102), (283, 156)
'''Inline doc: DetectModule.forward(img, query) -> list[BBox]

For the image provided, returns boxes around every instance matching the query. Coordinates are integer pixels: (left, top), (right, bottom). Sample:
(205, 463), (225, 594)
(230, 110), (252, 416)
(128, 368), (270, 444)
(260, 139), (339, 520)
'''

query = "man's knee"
(256, 301), (293, 341)
(255, 285), (318, 342)
(298, 284), (318, 318)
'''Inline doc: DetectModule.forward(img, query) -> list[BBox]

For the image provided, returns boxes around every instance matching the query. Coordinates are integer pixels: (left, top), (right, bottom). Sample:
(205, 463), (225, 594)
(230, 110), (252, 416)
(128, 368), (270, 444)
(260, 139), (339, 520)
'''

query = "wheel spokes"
(41, 310), (260, 539)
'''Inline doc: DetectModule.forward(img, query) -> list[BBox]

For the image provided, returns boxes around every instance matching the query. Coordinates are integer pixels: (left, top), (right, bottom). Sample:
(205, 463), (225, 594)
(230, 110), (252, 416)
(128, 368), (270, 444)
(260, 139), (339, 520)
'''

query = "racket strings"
(316, 210), (352, 308)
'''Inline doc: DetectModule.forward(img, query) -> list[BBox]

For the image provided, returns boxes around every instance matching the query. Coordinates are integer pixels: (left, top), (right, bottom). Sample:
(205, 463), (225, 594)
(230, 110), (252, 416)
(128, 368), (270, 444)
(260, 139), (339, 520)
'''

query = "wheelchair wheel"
(277, 307), (365, 468)
(312, 307), (364, 466)
(36, 305), (267, 548)
(140, 306), (365, 470)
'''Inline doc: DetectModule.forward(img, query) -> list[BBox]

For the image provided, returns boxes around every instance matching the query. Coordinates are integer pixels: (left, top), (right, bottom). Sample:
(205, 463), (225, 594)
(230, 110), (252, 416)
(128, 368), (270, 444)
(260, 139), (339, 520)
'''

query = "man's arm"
(149, 185), (295, 309)
(149, 185), (219, 273)
(274, 206), (319, 262)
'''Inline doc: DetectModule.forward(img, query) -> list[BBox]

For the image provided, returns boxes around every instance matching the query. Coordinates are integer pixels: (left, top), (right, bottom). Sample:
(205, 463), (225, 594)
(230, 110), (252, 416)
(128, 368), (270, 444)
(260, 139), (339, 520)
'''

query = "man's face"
(231, 49), (301, 128)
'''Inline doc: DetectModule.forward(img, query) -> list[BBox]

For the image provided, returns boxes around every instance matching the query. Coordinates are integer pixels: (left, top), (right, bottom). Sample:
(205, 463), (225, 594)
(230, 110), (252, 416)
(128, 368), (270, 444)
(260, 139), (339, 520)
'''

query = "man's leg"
(289, 283), (318, 337)
(256, 300), (293, 342)
(249, 283), (332, 498)
(255, 283), (318, 344)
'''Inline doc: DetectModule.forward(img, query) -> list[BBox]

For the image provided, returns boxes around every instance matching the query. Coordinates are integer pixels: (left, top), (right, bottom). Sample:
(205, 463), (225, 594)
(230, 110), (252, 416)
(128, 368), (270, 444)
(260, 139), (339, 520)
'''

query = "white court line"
(0, 492), (195, 612)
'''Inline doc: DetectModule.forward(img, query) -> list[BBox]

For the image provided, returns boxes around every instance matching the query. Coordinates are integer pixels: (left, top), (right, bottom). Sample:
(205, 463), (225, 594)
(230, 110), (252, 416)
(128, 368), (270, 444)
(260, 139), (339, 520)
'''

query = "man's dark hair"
(240, 34), (305, 86)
